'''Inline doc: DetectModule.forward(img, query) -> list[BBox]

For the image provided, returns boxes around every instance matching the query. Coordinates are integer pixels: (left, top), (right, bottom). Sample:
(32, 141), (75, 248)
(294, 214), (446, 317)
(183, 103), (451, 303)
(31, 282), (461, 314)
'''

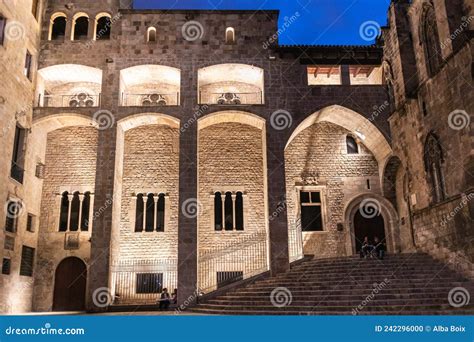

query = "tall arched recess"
(109, 113), (180, 305)
(196, 111), (269, 293)
(284, 105), (394, 261)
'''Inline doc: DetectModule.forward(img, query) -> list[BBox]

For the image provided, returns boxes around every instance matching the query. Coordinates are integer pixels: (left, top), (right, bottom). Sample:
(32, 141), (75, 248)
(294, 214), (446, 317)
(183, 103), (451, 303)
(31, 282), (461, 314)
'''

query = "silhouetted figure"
(360, 236), (374, 258)
(158, 288), (170, 310)
(171, 288), (178, 305)
(373, 236), (386, 260)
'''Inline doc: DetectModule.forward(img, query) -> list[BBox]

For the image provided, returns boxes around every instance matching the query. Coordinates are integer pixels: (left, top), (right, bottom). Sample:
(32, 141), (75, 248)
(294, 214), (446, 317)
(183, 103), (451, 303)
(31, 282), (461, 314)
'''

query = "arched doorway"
(344, 193), (400, 255)
(353, 211), (386, 252)
(53, 257), (87, 311)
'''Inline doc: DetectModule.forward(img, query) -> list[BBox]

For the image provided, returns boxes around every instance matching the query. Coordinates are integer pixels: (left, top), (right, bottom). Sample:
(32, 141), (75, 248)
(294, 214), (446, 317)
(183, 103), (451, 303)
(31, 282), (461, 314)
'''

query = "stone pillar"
(177, 116), (198, 305)
(266, 133), (290, 275)
(86, 62), (118, 312)
(177, 61), (198, 306)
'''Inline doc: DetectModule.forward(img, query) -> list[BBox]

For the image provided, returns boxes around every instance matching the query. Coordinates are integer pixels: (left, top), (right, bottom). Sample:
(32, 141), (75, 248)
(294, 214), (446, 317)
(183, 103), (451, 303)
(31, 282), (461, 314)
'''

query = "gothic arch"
(344, 193), (400, 255)
(419, 3), (443, 77)
(285, 105), (393, 178)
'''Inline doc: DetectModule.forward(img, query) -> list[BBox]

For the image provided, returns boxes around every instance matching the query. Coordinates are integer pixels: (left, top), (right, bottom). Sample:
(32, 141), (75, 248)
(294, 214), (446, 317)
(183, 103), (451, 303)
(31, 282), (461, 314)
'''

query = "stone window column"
(221, 193), (225, 228)
(142, 194), (147, 232)
(153, 194), (158, 231)
(231, 193), (236, 229)
(66, 194), (74, 231)
(77, 193), (85, 229)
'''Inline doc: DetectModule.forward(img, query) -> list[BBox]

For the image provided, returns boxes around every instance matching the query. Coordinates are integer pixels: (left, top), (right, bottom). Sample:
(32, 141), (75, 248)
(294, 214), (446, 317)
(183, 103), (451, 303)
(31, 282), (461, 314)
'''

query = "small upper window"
(32, 0), (39, 19)
(147, 27), (156, 42)
(0, 15), (5, 45)
(72, 14), (89, 41)
(24, 51), (33, 80)
(50, 14), (67, 40)
(346, 135), (359, 154)
(95, 14), (111, 40)
(225, 27), (235, 44)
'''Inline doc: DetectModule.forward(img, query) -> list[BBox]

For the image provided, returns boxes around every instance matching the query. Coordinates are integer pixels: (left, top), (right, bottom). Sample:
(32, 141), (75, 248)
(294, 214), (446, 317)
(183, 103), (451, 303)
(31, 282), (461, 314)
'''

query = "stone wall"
(285, 122), (380, 258)
(197, 122), (267, 291)
(383, 0), (473, 270)
(33, 126), (98, 311)
(118, 124), (179, 261)
(0, 0), (44, 314)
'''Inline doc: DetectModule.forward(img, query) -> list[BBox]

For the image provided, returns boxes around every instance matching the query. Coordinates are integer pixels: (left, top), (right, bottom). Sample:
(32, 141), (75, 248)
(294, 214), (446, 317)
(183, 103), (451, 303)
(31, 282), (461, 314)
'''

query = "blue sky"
(133, 0), (391, 45)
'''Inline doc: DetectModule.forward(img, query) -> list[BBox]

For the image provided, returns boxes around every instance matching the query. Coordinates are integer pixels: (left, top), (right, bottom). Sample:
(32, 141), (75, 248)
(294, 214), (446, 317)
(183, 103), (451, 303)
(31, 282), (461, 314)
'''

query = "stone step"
(191, 303), (474, 312)
(189, 307), (474, 315)
(191, 253), (472, 315)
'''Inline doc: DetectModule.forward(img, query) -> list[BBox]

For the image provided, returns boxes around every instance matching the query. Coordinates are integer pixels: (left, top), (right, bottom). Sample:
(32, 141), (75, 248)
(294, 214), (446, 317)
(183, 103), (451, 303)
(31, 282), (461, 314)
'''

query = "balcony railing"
(37, 94), (101, 108)
(198, 231), (268, 294)
(199, 91), (264, 105)
(10, 161), (24, 184)
(121, 93), (180, 107)
(110, 259), (177, 305)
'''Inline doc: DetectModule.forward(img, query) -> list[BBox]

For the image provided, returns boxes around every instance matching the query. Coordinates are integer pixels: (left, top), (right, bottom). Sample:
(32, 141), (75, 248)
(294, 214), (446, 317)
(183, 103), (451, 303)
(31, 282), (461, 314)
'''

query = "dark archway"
(53, 257), (87, 311)
(353, 211), (386, 252)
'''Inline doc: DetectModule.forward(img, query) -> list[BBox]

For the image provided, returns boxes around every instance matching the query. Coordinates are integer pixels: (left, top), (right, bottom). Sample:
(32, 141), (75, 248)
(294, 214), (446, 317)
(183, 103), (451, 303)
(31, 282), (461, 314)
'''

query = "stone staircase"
(189, 253), (474, 315)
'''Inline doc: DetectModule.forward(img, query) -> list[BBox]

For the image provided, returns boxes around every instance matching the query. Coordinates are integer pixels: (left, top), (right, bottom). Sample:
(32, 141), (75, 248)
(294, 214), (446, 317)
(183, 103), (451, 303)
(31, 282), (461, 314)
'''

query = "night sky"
(133, 0), (391, 45)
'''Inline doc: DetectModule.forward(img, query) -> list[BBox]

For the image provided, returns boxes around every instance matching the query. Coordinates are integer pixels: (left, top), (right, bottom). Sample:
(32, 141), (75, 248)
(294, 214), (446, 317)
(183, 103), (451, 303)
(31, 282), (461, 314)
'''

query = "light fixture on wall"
(354, 130), (366, 140)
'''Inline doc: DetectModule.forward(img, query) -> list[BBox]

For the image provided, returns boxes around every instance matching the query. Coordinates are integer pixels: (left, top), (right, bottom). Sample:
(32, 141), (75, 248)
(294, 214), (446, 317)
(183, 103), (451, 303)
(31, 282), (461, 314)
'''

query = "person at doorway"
(158, 288), (171, 310)
(360, 236), (373, 258)
(171, 288), (178, 305)
(373, 236), (386, 259)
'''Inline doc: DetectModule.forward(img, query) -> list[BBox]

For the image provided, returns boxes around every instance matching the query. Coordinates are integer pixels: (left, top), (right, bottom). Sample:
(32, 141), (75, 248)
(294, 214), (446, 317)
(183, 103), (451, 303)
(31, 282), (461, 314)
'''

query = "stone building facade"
(0, 0), (472, 313)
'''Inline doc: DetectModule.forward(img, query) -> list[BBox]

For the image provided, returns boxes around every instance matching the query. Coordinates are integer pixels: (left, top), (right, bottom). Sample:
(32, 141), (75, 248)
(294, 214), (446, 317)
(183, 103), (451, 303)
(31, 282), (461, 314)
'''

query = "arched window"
(145, 194), (155, 232)
(346, 135), (359, 154)
(147, 27), (156, 42)
(81, 192), (90, 231)
(156, 193), (165, 232)
(134, 194), (144, 232)
(214, 192), (223, 231)
(69, 192), (80, 231)
(421, 5), (442, 77)
(225, 27), (235, 44)
(224, 192), (233, 230)
(72, 14), (89, 41)
(59, 191), (69, 232)
(424, 133), (445, 203)
(235, 192), (244, 230)
(49, 13), (67, 40)
(95, 14), (111, 40)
